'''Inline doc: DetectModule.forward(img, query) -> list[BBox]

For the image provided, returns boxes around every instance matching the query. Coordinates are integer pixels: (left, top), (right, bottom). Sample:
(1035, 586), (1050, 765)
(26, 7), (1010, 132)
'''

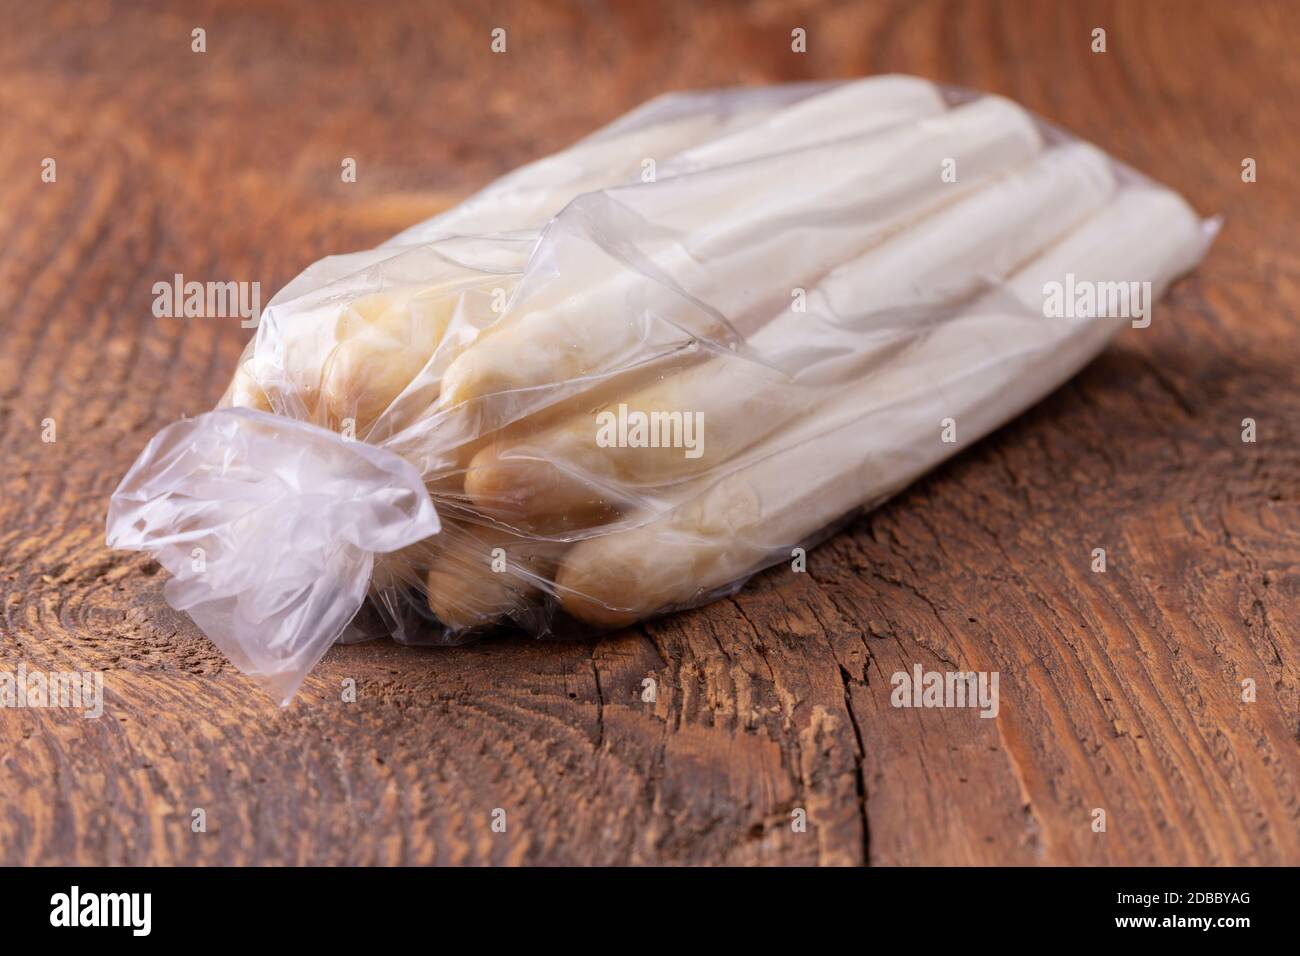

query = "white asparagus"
(383, 93), (785, 245)
(465, 143), (1116, 527)
(438, 96), (1044, 412)
(224, 93), (775, 418)
(662, 75), (945, 174)
(424, 522), (559, 631)
(226, 78), (948, 433)
(555, 186), (1206, 626)
(222, 268), (506, 429)
(326, 81), (949, 441)
(363, 81), (947, 438)
(387, 77), (943, 245)
(319, 287), (457, 426)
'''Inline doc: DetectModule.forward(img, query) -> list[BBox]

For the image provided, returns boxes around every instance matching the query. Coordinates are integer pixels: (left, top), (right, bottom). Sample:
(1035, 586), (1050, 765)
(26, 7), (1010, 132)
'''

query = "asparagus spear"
(423, 521), (560, 632)
(373, 77), (944, 435)
(437, 96), (1043, 418)
(661, 75), (944, 175)
(382, 92), (785, 246)
(464, 143), (1116, 529)
(387, 76), (943, 244)
(554, 186), (1207, 627)
(224, 78), (948, 435)
(222, 270), (504, 430)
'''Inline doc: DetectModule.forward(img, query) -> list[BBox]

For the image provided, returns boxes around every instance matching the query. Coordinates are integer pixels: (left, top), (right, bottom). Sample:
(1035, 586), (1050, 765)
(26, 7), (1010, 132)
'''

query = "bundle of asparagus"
(107, 77), (1215, 703)
(556, 187), (1207, 626)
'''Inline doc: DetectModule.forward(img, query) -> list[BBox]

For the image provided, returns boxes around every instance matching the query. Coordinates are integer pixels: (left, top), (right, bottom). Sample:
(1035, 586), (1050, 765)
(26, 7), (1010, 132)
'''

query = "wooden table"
(2, 0), (1297, 866)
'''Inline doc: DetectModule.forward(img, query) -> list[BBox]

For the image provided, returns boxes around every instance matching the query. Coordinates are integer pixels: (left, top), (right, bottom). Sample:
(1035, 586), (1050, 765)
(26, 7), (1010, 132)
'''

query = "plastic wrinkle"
(107, 408), (439, 704)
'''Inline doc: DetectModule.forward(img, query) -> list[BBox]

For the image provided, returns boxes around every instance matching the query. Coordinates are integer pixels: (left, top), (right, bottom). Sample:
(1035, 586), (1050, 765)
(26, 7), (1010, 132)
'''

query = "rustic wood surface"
(1, 0), (1297, 866)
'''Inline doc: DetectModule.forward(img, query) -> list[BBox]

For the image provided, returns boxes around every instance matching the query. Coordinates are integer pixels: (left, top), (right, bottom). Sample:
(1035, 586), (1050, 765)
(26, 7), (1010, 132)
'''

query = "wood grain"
(1, 0), (1297, 865)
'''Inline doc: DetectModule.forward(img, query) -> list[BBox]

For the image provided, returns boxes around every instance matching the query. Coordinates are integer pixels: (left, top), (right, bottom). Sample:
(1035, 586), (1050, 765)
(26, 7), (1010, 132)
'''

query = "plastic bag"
(106, 76), (1218, 704)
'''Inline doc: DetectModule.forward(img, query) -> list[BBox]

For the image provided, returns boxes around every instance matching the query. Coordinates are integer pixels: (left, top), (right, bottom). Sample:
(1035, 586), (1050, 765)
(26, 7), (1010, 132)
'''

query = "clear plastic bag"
(106, 76), (1218, 704)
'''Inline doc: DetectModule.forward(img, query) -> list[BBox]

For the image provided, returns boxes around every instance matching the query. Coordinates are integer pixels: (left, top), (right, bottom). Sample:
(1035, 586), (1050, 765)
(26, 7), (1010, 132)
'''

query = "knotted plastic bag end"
(106, 408), (440, 705)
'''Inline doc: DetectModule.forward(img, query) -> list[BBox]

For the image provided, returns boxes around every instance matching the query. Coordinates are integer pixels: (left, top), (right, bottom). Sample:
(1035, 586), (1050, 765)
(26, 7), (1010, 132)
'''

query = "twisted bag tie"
(106, 408), (440, 704)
